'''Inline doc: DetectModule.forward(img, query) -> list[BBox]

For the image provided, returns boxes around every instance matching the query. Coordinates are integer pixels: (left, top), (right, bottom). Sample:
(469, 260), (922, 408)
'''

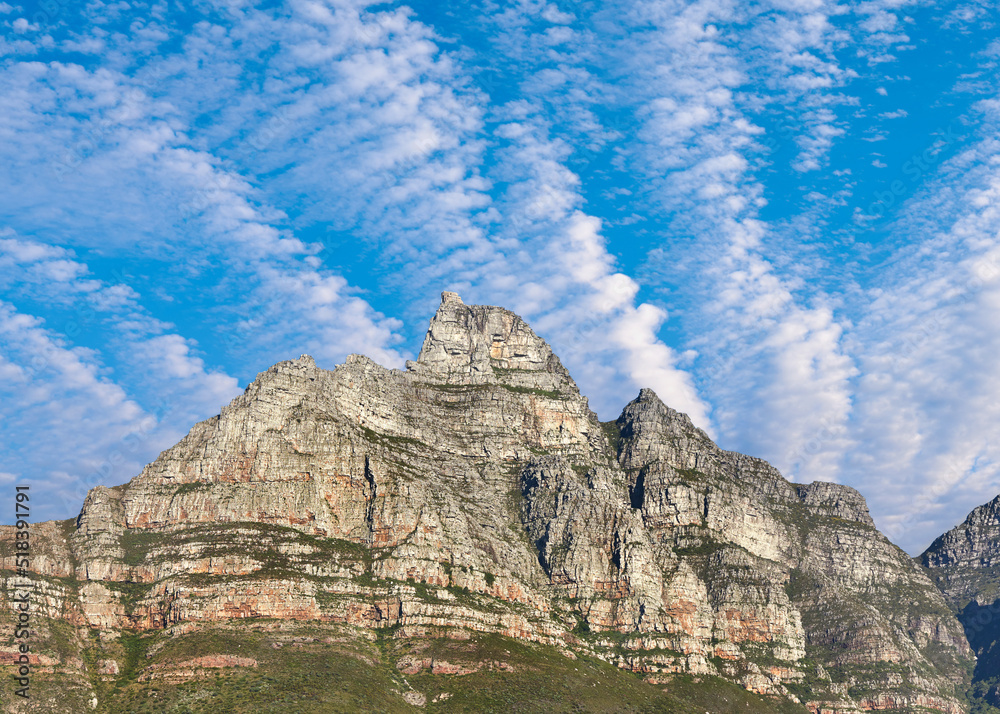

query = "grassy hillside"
(2, 618), (809, 713)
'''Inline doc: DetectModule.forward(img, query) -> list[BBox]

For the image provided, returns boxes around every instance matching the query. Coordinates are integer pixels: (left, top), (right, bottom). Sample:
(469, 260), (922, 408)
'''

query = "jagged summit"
(923, 494), (1000, 570)
(408, 291), (573, 386)
(922, 494), (1000, 712)
(618, 388), (875, 527)
(618, 387), (715, 459)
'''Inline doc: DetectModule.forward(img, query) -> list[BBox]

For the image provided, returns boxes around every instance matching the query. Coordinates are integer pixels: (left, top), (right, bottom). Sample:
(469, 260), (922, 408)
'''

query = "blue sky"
(1, 0), (999, 555)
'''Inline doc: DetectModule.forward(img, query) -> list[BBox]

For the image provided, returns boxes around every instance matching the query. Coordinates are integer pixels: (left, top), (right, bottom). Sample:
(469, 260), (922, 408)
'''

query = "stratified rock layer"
(0, 293), (976, 713)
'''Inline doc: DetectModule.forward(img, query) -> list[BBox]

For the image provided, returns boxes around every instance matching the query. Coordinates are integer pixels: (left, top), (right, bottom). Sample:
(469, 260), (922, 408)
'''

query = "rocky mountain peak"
(409, 291), (572, 385)
(922, 493), (1000, 712)
(963, 492), (1000, 528)
(626, 388), (712, 439)
(616, 388), (876, 528)
(794, 481), (875, 527)
(923, 493), (1000, 570)
(615, 387), (716, 470)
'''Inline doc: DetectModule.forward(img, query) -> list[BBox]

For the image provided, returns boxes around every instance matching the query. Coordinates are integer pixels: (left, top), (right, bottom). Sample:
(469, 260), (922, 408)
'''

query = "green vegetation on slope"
(67, 624), (810, 714)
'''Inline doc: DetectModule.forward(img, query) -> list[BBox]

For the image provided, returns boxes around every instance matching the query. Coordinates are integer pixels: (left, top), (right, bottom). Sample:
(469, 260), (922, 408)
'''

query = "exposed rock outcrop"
(0, 292), (977, 712)
(922, 495), (1000, 713)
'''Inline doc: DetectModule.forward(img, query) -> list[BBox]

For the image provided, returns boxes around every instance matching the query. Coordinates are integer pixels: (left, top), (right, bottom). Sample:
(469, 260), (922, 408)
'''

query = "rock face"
(0, 293), (977, 712)
(922, 496), (1000, 712)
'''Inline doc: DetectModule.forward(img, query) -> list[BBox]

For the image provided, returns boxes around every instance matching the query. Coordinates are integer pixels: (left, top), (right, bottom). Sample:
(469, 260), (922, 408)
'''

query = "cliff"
(0, 292), (976, 713)
(922, 495), (1000, 713)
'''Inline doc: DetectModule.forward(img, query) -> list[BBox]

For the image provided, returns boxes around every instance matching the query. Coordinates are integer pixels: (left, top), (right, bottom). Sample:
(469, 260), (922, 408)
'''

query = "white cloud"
(843, 126), (1000, 553)
(541, 4), (575, 24)
(0, 46), (410, 377)
(0, 234), (244, 518)
(94, 0), (704, 422)
(792, 110), (845, 172)
(600, 0), (858, 476)
(482, 116), (711, 423)
(0, 299), (151, 520)
(11, 18), (37, 33)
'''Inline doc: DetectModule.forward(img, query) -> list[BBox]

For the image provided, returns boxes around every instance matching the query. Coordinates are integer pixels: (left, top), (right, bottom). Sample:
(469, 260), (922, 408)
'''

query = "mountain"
(922, 496), (1000, 713)
(0, 292), (976, 713)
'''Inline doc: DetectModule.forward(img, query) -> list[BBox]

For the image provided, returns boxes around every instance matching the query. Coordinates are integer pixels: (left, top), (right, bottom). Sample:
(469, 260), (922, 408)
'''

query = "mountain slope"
(922, 495), (1000, 713)
(0, 292), (975, 713)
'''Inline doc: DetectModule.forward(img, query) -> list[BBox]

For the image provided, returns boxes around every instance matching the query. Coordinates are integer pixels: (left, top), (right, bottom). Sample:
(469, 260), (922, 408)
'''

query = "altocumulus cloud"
(0, 0), (998, 554)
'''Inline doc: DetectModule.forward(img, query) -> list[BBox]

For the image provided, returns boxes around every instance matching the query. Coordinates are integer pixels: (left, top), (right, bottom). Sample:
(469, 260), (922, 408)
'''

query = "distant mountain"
(923, 495), (1000, 714)
(0, 292), (976, 713)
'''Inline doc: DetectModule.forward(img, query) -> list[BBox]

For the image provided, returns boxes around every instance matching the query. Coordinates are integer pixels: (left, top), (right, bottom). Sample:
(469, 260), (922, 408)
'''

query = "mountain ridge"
(0, 292), (983, 713)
